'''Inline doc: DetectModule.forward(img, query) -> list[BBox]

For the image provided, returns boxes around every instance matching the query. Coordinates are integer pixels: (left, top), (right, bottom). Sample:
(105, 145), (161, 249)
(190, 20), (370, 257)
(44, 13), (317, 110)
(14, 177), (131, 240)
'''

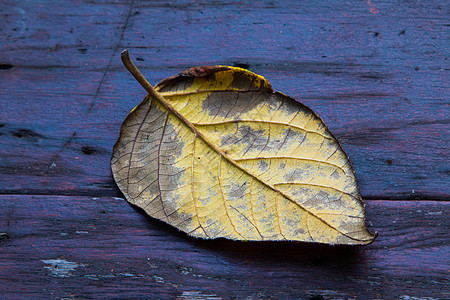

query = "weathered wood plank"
(0, 0), (448, 199)
(0, 195), (448, 299)
(1, 1), (448, 298)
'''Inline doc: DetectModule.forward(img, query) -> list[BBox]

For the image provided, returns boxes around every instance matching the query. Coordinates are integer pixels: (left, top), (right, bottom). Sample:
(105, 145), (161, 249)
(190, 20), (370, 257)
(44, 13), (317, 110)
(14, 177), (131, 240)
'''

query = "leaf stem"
(120, 50), (200, 135)
(121, 49), (194, 128)
(121, 49), (158, 95)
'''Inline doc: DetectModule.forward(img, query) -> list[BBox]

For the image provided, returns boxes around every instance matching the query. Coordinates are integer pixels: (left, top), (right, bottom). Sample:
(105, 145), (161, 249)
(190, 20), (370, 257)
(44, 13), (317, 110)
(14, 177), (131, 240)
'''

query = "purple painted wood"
(0, 0), (448, 199)
(0, 0), (449, 298)
(0, 195), (448, 299)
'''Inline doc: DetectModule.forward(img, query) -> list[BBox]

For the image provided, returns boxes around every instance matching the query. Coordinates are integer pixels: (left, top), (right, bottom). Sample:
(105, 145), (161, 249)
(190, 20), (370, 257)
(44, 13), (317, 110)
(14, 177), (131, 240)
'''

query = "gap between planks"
(0, 193), (448, 202)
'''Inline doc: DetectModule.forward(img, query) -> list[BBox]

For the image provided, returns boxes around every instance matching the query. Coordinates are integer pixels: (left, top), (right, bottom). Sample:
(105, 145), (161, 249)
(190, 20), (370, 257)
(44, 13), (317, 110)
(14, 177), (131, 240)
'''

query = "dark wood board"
(0, 0), (449, 298)
(0, 195), (448, 299)
(0, 0), (448, 199)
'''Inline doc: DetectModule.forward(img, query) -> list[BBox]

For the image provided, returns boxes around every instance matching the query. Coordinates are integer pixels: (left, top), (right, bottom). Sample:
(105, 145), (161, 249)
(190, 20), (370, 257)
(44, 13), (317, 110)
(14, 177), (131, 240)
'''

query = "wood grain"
(0, 195), (448, 299)
(0, 0), (448, 298)
(0, 0), (448, 199)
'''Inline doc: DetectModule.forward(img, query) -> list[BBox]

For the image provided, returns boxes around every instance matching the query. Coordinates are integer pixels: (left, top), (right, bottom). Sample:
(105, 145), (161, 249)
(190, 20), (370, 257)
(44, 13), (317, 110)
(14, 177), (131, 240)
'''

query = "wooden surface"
(0, 0), (448, 299)
(1, 195), (448, 299)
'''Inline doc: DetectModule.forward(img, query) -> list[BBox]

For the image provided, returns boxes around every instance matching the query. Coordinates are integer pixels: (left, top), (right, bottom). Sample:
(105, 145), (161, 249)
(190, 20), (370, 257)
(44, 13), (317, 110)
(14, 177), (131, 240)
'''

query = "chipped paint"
(177, 291), (222, 300)
(41, 259), (85, 278)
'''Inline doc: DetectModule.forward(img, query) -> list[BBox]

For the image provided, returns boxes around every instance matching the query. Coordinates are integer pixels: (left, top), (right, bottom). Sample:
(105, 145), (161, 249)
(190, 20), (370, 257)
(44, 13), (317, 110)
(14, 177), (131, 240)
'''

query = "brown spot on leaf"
(156, 66), (230, 92)
(179, 66), (230, 78)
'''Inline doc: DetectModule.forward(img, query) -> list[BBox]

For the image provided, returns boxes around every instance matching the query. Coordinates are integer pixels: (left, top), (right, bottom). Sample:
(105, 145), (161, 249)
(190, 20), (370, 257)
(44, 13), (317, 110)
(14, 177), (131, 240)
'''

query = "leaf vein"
(235, 156), (350, 176)
(193, 119), (332, 140)
(274, 192), (287, 240)
(218, 155), (246, 240)
(191, 136), (210, 238)
(126, 98), (154, 195)
(156, 112), (171, 221)
(273, 182), (358, 201)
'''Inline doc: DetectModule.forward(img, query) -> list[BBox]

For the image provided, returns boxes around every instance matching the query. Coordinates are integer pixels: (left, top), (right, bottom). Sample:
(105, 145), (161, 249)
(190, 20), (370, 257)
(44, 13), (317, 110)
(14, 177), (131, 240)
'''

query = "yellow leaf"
(111, 50), (376, 245)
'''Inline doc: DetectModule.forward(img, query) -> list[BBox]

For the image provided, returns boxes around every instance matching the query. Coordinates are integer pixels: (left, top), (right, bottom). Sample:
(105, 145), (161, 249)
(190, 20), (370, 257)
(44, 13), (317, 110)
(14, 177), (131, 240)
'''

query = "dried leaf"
(111, 50), (376, 245)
